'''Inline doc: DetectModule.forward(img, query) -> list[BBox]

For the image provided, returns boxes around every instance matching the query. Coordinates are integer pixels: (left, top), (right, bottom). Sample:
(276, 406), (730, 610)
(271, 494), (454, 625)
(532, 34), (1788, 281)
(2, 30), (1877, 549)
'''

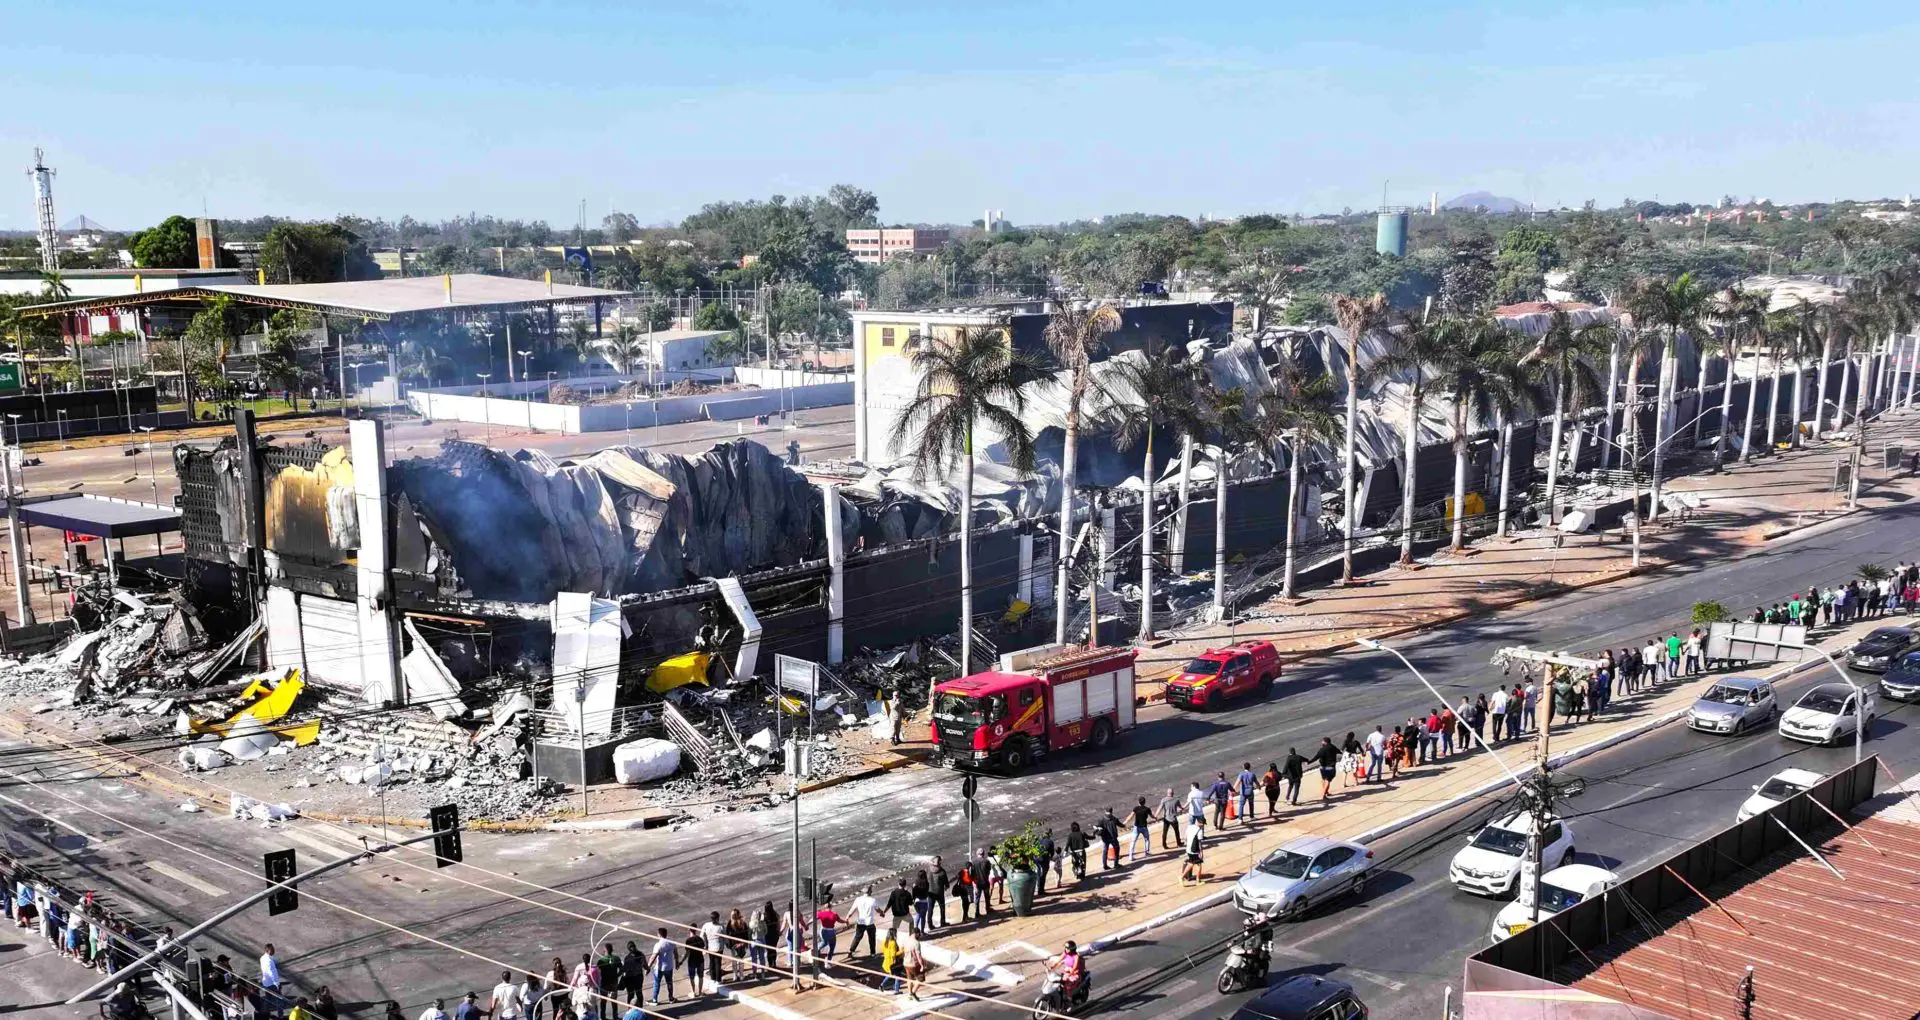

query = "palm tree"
(1427, 316), (1526, 551)
(1203, 384), (1290, 615)
(597, 322), (647, 375)
(894, 325), (1042, 676)
(1862, 266), (1919, 414)
(1516, 306), (1610, 522)
(1779, 303), (1821, 448)
(1266, 361), (1339, 600)
(1626, 273), (1711, 521)
(1363, 312), (1449, 564)
(1714, 287), (1769, 464)
(1094, 348), (1212, 641)
(1332, 293), (1388, 583)
(1042, 299), (1122, 644)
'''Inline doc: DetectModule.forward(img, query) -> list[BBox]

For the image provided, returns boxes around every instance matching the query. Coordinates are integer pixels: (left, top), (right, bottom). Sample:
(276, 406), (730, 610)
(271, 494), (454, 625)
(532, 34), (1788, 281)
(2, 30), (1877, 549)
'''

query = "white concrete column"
(350, 419), (403, 706)
(1097, 506), (1116, 590)
(822, 482), (845, 665)
(852, 317), (868, 462)
(1170, 434), (1194, 574)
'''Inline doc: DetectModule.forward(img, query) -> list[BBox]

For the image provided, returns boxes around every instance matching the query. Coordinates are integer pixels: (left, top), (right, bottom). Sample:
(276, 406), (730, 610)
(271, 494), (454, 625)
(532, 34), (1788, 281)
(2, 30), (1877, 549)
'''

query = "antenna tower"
(27, 147), (59, 272)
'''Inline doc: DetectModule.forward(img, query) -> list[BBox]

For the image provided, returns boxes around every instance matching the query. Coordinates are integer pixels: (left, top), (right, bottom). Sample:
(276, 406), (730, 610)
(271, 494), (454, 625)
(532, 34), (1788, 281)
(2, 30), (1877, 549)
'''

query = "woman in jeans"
(724, 910), (751, 981)
(751, 902), (777, 976)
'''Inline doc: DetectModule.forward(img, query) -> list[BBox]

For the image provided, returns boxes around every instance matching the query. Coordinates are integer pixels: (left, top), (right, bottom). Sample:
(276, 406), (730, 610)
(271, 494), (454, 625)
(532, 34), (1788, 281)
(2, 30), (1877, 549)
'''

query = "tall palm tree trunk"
(1765, 346), (1782, 451)
(1172, 434), (1195, 574)
(1282, 439), (1302, 599)
(1790, 360), (1806, 448)
(1648, 342), (1674, 521)
(1139, 430), (1156, 641)
(959, 432), (976, 677)
(1341, 340), (1358, 584)
(1545, 371), (1566, 524)
(1837, 338), (1855, 429)
(1714, 341), (1736, 466)
(1601, 334), (1621, 470)
(1622, 355), (1643, 480)
(1449, 407), (1469, 551)
(1904, 334), (1919, 408)
(1853, 340), (1871, 424)
(1212, 449), (1228, 615)
(1398, 377), (1420, 564)
(1816, 334), (1836, 435)
(1692, 354), (1712, 447)
(1054, 408), (1078, 645)
(1740, 338), (1762, 461)
(1495, 412), (1514, 538)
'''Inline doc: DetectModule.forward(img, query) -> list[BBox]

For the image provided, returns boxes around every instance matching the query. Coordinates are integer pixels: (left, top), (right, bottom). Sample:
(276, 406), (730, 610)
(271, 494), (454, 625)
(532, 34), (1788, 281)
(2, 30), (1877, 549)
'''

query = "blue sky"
(5, 1), (1918, 232)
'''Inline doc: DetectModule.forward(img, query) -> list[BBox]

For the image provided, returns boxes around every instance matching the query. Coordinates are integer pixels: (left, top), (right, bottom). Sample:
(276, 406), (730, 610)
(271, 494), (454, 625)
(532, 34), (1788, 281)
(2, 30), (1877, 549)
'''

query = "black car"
(1226, 975), (1369, 1020)
(1882, 651), (1920, 700)
(1847, 626), (1917, 673)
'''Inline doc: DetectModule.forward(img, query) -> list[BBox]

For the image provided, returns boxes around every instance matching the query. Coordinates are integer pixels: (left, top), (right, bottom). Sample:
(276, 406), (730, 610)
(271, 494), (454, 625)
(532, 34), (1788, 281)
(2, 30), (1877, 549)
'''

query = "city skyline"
(4, 0), (1919, 232)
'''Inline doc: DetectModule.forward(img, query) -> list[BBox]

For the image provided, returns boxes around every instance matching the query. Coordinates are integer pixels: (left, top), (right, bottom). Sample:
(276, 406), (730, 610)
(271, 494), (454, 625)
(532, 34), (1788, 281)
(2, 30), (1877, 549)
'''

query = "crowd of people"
(1751, 564), (1920, 627)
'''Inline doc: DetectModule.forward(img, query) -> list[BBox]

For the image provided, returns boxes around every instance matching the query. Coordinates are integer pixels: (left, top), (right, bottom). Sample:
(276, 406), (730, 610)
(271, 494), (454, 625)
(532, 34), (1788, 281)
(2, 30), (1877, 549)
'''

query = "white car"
(1449, 811), (1575, 897)
(1778, 682), (1878, 746)
(1489, 863), (1619, 942)
(1736, 767), (1825, 822)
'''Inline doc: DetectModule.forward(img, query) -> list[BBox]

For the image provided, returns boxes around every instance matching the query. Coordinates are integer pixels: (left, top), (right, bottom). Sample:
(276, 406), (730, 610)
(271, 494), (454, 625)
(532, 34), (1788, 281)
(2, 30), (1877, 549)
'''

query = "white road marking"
(1248, 715), (1333, 743)
(145, 860), (228, 897)
(275, 826), (359, 859)
(1270, 942), (1407, 991)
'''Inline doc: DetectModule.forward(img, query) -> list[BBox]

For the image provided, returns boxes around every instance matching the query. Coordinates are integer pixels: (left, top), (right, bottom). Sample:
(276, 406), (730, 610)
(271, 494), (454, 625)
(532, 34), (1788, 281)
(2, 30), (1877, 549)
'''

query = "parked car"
(1232, 836), (1375, 920)
(1163, 639), (1282, 710)
(1488, 864), (1619, 943)
(1687, 677), (1777, 735)
(1879, 651), (1920, 701)
(1847, 626), (1916, 673)
(1737, 767), (1825, 822)
(1226, 974), (1369, 1020)
(1778, 682), (1878, 746)
(1449, 811), (1574, 897)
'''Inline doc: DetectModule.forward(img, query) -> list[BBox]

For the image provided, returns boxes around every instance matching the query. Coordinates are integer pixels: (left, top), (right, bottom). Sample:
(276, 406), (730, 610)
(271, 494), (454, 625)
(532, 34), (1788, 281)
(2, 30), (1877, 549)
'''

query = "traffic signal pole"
(65, 826), (453, 1005)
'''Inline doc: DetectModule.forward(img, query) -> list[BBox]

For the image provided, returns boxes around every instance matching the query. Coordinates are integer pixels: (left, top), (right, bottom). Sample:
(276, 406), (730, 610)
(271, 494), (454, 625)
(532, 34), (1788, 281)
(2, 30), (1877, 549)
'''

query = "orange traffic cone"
(1226, 798), (1238, 820)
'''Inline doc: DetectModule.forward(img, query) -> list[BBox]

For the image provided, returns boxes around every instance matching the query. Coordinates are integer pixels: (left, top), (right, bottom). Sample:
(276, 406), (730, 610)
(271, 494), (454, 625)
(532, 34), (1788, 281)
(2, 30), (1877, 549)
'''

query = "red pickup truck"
(1162, 639), (1281, 710)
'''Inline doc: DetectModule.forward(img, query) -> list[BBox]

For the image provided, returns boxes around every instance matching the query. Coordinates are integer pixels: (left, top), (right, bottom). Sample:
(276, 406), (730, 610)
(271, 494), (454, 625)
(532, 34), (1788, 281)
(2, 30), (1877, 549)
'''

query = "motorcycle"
(1031, 969), (1092, 1018)
(1216, 913), (1274, 994)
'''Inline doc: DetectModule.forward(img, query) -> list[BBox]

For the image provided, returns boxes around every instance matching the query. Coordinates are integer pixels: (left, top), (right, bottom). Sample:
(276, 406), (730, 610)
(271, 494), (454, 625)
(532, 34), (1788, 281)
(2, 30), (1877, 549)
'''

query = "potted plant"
(999, 820), (1048, 916)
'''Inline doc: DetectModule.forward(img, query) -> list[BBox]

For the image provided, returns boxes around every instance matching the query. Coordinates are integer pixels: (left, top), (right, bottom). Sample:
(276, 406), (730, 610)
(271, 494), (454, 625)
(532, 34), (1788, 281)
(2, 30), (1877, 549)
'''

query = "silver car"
(1232, 835), (1375, 920)
(1687, 676), (1777, 735)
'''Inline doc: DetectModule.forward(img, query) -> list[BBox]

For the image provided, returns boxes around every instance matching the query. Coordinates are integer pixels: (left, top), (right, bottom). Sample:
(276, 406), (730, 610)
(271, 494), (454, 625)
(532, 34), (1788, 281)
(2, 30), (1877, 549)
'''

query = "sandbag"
(611, 738), (682, 785)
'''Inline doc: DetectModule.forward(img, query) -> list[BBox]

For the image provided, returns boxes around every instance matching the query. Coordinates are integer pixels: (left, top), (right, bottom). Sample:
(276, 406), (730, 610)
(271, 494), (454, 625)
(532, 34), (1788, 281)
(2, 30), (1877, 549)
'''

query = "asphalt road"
(967, 654), (1920, 1020)
(2, 501), (1916, 1018)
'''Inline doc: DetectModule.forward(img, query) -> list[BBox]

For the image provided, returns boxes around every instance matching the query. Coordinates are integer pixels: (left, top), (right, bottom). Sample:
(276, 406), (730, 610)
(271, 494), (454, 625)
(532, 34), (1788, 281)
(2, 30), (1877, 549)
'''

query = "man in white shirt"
(1488, 688), (1509, 743)
(259, 944), (283, 998)
(418, 999), (449, 1020)
(490, 971), (521, 1020)
(1364, 726), (1387, 782)
(1642, 641), (1664, 684)
(700, 912), (724, 986)
(1522, 681), (1538, 732)
(1683, 631), (1704, 675)
(649, 929), (677, 1005)
(848, 886), (879, 957)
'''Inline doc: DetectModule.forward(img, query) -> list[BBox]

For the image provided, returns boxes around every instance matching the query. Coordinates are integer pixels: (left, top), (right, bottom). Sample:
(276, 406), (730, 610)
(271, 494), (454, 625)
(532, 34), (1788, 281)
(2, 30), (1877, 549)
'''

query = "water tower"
(1375, 206), (1409, 257)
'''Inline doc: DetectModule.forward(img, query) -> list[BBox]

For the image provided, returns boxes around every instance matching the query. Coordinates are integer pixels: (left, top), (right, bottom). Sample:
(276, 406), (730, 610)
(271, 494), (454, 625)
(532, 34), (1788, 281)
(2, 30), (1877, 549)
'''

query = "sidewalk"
(714, 607), (1905, 1020)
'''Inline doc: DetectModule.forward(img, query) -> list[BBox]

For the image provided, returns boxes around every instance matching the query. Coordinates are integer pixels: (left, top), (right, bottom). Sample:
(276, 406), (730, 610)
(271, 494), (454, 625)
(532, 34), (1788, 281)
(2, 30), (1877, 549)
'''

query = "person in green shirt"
(1665, 634), (1682, 677)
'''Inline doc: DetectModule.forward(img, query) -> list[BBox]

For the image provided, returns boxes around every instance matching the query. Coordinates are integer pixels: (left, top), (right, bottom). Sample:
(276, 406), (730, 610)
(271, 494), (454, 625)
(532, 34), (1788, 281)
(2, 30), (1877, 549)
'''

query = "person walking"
(701, 913), (725, 988)
(682, 925), (706, 998)
(887, 878), (916, 929)
(621, 942), (648, 1004)
(1156, 788), (1183, 848)
(596, 943), (623, 1005)
(1127, 797), (1154, 861)
(1643, 638), (1664, 684)
(1261, 761), (1282, 816)
(901, 928), (926, 1002)
(928, 858), (949, 929)
(1180, 821), (1206, 884)
(491, 972), (523, 1020)
(1470, 695), (1489, 745)
(848, 887), (879, 956)
(988, 848), (1008, 906)
(1488, 686), (1509, 746)
(1314, 737), (1340, 801)
(1384, 726), (1404, 780)
(910, 871), (932, 933)
(1684, 630), (1704, 676)
(749, 903), (775, 976)
(877, 927), (902, 993)
(1665, 633), (1683, 678)
(1439, 703), (1456, 756)
(1281, 749), (1305, 806)
(1422, 709), (1441, 763)
(814, 899), (841, 961)
(1096, 808), (1121, 870)
(259, 944), (284, 1003)
(1037, 830), (1057, 894)
(1065, 822), (1090, 880)
(1207, 772), (1232, 829)
(1364, 726), (1387, 783)
(1236, 763), (1257, 826)
(968, 850), (993, 917)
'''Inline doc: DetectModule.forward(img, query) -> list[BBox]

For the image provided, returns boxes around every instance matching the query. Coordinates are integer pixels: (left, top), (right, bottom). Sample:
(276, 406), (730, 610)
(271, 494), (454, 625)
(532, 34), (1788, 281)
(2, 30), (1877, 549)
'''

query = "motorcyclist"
(1051, 940), (1086, 1000)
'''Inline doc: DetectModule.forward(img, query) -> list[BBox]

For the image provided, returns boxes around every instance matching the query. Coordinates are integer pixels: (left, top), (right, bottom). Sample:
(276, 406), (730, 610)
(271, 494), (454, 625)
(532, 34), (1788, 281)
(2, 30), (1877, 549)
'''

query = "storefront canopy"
(10, 494), (181, 539)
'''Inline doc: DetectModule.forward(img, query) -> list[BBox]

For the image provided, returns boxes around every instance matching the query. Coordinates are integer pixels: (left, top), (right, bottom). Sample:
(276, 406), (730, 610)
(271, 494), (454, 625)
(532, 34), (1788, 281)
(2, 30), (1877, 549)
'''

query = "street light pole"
(476, 373), (492, 445)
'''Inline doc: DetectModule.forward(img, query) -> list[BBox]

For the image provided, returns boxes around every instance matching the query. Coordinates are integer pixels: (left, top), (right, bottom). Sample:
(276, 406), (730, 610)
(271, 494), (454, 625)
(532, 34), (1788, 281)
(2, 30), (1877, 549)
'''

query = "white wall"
(410, 381), (853, 435)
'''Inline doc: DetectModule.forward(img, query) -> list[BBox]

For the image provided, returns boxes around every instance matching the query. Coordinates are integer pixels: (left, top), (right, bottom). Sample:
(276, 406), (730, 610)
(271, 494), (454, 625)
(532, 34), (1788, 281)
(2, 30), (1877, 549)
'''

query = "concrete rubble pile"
(0, 592), (216, 709)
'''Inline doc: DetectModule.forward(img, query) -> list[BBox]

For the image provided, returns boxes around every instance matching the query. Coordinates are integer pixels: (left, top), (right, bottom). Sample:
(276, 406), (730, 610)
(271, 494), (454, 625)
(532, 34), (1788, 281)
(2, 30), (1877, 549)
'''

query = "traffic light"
(263, 849), (298, 915)
(429, 803), (463, 868)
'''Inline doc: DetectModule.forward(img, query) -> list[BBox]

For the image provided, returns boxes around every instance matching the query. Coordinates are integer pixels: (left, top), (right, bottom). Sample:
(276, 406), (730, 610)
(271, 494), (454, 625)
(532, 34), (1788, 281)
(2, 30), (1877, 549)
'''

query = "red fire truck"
(930, 644), (1138, 773)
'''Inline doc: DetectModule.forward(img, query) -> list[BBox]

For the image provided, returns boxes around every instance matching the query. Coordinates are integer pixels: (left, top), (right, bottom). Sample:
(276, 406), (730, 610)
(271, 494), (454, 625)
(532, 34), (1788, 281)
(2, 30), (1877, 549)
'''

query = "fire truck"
(929, 644), (1138, 773)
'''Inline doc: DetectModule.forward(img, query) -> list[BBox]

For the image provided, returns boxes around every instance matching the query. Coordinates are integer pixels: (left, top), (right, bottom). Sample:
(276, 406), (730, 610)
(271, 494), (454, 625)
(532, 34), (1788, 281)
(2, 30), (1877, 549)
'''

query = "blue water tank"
(1376, 209), (1409, 257)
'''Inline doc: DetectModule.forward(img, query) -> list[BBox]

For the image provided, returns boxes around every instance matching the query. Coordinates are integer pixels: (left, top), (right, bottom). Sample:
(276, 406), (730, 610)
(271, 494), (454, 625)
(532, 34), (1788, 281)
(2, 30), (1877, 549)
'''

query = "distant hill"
(1442, 192), (1529, 214)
